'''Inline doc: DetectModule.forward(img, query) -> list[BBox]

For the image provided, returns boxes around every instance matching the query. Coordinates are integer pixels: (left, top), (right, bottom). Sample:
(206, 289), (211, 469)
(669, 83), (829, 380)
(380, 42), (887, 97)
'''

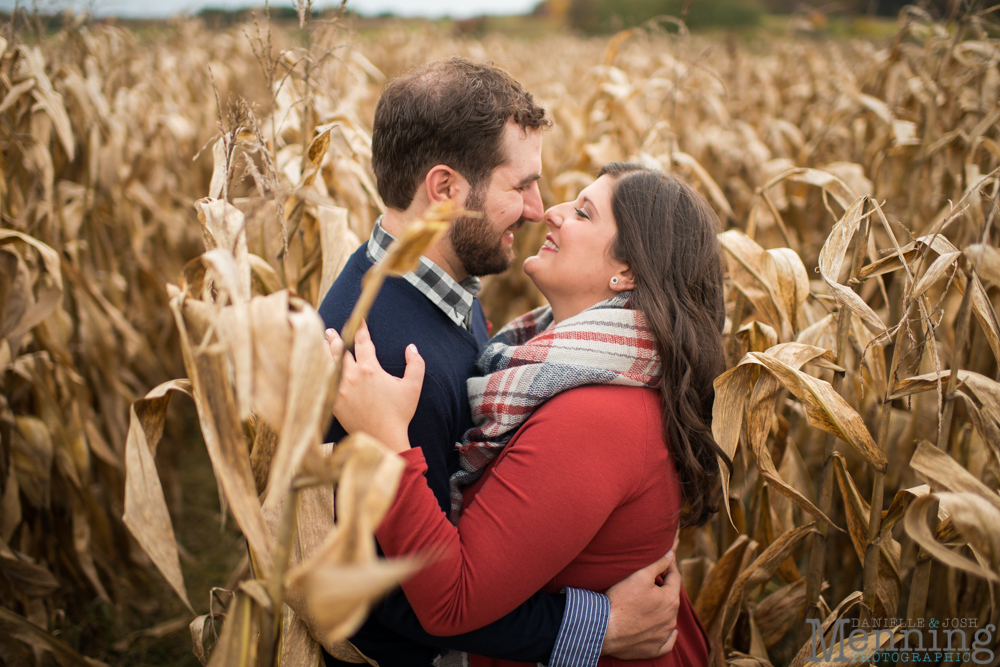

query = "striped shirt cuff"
(548, 588), (609, 667)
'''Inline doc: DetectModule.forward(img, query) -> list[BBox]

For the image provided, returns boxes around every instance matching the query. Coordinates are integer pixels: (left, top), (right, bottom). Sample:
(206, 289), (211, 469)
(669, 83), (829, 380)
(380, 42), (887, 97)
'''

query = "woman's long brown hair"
(600, 162), (732, 527)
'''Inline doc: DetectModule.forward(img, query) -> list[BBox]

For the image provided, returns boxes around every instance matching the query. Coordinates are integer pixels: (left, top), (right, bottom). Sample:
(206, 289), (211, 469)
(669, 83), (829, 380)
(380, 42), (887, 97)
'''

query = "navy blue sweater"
(319, 245), (566, 667)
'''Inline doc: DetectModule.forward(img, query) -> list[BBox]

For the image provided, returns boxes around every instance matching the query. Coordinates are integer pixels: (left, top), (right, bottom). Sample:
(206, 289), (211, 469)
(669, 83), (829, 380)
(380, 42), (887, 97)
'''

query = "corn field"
(1, 5), (998, 666)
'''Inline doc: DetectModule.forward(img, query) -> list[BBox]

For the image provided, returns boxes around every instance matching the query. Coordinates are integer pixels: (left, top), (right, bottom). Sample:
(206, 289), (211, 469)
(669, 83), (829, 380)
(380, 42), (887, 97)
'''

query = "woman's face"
(523, 174), (631, 322)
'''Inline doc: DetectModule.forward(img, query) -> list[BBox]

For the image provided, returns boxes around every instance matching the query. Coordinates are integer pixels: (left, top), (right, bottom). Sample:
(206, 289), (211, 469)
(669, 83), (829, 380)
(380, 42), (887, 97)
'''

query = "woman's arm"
(374, 387), (645, 636)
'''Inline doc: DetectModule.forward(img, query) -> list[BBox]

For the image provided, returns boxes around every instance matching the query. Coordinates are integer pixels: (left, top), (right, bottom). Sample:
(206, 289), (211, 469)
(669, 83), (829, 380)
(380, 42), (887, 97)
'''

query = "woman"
(330, 163), (730, 667)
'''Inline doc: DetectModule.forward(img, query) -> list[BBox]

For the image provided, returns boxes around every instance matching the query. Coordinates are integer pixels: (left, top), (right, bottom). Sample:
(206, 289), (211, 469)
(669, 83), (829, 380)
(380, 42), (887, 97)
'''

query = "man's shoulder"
(318, 244), (369, 328)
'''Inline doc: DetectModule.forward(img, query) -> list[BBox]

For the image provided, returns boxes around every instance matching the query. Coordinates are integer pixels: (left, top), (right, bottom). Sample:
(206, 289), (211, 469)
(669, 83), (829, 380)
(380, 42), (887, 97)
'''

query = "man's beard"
(449, 184), (517, 277)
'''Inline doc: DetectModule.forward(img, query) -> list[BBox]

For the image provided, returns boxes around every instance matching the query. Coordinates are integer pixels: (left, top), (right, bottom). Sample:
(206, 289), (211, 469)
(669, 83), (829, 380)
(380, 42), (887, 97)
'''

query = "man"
(319, 57), (681, 667)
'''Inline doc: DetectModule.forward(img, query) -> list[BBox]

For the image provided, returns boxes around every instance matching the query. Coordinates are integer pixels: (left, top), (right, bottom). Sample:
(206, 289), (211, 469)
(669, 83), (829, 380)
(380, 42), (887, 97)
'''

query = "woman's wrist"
(369, 425), (411, 453)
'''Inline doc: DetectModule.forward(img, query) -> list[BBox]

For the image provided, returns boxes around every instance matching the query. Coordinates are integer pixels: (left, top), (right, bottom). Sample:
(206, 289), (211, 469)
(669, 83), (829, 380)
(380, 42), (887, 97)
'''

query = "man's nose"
(522, 182), (544, 223)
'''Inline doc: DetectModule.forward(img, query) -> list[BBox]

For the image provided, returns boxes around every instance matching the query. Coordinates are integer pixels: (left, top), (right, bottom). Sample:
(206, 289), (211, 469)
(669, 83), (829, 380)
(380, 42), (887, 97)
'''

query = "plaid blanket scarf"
(448, 292), (662, 522)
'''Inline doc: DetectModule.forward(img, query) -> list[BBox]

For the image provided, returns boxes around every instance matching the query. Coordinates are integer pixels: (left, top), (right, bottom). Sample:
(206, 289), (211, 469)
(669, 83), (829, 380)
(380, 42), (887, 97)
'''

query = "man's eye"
(575, 207), (589, 220)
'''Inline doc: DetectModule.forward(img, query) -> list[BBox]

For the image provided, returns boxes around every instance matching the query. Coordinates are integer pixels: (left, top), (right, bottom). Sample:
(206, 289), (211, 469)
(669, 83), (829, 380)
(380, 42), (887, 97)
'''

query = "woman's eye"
(575, 207), (589, 220)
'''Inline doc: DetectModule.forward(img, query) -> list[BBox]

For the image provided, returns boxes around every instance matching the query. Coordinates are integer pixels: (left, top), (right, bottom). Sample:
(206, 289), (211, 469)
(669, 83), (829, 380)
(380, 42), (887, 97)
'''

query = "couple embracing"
(319, 56), (730, 667)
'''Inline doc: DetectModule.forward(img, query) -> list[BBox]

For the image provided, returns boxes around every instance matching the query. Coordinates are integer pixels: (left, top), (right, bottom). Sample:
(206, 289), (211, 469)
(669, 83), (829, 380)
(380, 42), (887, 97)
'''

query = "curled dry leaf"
(695, 535), (756, 639)
(299, 126), (335, 190)
(297, 558), (425, 647)
(340, 202), (455, 349)
(756, 580), (813, 648)
(904, 493), (1000, 584)
(965, 242), (1000, 287)
(284, 434), (410, 650)
(746, 351), (884, 471)
(891, 372), (1000, 461)
(817, 198), (886, 336)
(195, 198), (251, 303)
(122, 379), (195, 613)
(907, 441), (1000, 509)
(720, 524), (818, 646)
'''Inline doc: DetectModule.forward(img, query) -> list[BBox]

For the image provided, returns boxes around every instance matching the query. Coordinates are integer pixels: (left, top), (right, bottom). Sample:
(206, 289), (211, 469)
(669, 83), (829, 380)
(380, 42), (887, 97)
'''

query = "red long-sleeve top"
(375, 384), (709, 667)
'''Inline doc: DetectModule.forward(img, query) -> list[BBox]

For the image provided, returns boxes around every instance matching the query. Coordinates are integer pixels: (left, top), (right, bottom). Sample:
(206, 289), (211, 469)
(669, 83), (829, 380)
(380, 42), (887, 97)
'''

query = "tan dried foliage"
(2, 4), (999, 666)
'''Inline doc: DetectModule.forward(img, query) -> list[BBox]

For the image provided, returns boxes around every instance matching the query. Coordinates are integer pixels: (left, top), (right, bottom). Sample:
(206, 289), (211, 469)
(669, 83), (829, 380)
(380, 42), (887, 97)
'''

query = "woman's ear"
(611, 266), (636, 292)
(425, 165), (469, 204)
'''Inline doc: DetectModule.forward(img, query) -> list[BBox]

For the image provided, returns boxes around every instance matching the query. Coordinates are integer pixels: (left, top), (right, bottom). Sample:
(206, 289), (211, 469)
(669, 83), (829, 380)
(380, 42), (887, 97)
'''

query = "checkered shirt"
(366, 217), (482, 330)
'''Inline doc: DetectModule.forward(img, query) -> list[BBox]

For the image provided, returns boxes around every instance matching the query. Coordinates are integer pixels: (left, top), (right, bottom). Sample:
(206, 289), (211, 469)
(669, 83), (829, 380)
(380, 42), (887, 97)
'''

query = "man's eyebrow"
(517, 173), (542, 187)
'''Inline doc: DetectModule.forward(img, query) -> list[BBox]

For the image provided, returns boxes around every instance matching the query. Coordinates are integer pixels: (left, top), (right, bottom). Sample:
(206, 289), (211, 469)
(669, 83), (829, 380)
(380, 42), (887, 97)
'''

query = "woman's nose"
(543, 205), (563, 228)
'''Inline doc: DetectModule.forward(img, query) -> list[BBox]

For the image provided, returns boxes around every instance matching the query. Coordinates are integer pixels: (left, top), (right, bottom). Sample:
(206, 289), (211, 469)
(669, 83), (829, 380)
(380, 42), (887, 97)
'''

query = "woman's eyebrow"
(581, 196), (599, 219)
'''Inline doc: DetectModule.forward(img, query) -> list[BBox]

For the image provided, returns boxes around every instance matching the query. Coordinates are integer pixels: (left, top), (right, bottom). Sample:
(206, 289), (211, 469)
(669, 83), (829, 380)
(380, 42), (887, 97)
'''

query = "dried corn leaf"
(122, 379), (194, 612)
(0, 606), (101, 667)
(880, 484), (931, 535)
(285, 434), (408, 644)
(965, 243), (1000, 287)
(817, 198), (886, 336)
(695, 535), (756, 637)
(745, 351), (884, 471)
(910, 251), (961, 299)
(0, 230), (64, 345)
(787, 168), (856, 210)
(904, 493), (1000, 583)
(756, 580), (809, 648)
(317, 205), (359, 307)
(261, 304), (334, 511)
(672, 151), (735, 221)
(206, 591), (259, 667)
(209, 137), (228, 200)
(720, 524), (817, 645)
(907, 441), (1000, 510)
(250, 290), (293, 432)
(16, 46), (75, 161)
(195, 198), (251, 302)
(171, 293), (272, 576)
(831, 453), (901, 617)
(891, 372), (1000, 458)
(294, 557), (424, 646)
(718, 231), (786, 337)
(299, 126), (334, 190)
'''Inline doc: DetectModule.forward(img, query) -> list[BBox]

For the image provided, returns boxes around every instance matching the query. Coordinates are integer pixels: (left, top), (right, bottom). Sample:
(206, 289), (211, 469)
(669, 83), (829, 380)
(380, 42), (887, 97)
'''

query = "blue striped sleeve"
(548, 588), (609, 667)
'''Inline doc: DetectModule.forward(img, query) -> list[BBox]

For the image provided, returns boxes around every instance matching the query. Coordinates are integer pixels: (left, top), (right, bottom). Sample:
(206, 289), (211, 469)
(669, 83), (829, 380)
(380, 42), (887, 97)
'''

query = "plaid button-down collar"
(366, 217), (482, 330)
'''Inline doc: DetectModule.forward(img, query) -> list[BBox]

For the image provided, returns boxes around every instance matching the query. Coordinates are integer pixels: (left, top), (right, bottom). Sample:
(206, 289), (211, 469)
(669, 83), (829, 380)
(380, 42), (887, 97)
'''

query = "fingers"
(353, 320), (378, 365)
(402, 343), (426, 389)
(660, 629), (677, 656)
(643, 550), (676, 580)
(325, 328), (344, 360)
(661, 551), (681, 584)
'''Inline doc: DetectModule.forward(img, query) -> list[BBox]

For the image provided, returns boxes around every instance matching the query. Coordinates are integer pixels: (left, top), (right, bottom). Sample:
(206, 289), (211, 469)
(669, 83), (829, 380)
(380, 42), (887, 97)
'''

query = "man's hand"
(600, 546), (682, 659)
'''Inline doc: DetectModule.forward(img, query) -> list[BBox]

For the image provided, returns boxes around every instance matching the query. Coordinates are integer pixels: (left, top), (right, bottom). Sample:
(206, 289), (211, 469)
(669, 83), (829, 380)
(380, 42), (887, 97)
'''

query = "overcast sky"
(0, 0), (538, 18)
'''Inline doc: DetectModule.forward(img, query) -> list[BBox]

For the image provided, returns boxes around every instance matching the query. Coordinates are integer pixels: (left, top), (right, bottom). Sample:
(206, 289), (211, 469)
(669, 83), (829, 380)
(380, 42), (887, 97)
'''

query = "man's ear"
(425, 165), (468, 204)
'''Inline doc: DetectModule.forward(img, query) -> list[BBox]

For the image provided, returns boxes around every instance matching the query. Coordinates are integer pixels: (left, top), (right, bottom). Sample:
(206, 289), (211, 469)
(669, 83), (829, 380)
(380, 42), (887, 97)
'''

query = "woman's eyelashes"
(574, 207), (590, 220)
